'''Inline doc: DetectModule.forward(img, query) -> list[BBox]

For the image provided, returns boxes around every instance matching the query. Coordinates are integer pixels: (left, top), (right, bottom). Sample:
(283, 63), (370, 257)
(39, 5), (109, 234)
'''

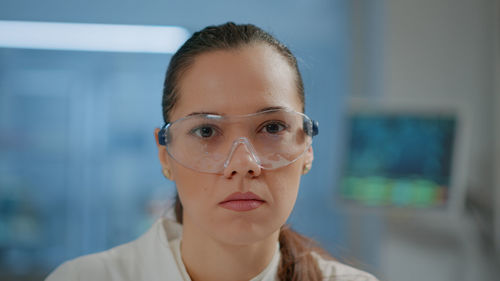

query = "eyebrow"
(185, 106), (290, 118)
(256, 106), (288, 113)
(186, 106), (289, 117)
(186, 111), (219, 117)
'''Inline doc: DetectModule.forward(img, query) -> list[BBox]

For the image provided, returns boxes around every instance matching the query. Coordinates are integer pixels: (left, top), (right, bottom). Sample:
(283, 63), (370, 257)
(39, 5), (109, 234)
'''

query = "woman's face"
(156, 43), (313, 245)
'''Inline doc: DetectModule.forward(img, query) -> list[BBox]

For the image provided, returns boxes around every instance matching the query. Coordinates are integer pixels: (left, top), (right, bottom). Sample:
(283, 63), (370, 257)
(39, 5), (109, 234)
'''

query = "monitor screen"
(340, 113), (457, 208)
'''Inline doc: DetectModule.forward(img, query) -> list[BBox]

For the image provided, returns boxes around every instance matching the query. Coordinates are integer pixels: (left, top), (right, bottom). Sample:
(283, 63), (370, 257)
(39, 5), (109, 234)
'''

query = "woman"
(46, 22), (379, 281)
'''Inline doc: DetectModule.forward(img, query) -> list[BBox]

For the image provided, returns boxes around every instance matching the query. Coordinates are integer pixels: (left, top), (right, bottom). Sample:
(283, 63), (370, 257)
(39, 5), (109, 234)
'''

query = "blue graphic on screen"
(341, 114), (456, 207)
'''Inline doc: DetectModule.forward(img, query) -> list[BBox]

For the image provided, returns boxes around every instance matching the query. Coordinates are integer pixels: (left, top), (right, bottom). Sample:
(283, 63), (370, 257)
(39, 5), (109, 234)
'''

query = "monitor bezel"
(336, 97), (472, 220)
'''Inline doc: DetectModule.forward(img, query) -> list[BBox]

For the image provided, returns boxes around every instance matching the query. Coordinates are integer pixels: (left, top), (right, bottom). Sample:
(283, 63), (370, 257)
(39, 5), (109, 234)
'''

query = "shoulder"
(312, 252), (380, 281)
(45, 218), (184, 281)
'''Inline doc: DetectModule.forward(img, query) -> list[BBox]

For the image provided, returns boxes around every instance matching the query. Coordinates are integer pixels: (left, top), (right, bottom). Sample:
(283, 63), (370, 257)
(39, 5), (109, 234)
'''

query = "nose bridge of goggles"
(223, 137), (262, 169)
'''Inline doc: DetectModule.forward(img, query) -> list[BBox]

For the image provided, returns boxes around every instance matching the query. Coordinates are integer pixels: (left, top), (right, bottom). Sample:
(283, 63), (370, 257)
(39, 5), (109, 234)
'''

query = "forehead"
(170, 44), (302, 120)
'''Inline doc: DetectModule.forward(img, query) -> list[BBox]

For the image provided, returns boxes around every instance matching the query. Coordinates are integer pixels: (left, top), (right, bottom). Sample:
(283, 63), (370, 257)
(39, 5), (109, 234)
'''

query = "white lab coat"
(45, 217), (378, 281)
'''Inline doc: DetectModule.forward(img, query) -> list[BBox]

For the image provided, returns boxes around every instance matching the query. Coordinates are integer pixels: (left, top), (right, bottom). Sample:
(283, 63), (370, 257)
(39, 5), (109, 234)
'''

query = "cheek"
(171, 163), (215, 211)
(269, 163), (302, 214)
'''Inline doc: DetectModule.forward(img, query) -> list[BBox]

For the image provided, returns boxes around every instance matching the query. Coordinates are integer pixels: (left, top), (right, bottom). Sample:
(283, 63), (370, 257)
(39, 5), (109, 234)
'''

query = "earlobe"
(302, 146), (314, 175)
(162, 168), (173, 180)
(305, 145), (314, 164)
(302, 163), (312, 174)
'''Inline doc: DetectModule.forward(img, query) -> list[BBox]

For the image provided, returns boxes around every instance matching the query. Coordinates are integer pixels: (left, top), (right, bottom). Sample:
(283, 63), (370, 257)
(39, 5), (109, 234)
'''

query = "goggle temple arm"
(312, 120), (319, 136)
(158, 124), (168, 146)
(303, 119), (319, 137)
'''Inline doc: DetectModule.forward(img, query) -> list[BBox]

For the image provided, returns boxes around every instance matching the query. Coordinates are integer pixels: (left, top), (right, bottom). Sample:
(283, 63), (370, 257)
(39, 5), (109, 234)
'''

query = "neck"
(180, 217), (280, 281)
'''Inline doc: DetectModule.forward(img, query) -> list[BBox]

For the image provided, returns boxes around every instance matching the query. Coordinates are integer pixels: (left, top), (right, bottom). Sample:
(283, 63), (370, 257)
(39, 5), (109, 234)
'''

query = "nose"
(223, 138), (262, 178)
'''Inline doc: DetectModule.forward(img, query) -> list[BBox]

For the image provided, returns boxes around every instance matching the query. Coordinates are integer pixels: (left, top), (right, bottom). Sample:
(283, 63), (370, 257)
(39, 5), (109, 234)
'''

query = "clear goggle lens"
(158, 109), (318, 174)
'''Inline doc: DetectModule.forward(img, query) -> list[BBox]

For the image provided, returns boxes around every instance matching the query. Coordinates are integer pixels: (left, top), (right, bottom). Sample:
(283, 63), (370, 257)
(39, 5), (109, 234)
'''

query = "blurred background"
(0, 0), (499, 280)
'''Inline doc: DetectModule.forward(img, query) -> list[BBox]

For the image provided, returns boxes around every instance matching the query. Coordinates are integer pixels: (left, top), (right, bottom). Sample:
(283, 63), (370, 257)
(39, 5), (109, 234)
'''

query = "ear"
(154, 128), (174, 181)
(304, 145), (314, 166)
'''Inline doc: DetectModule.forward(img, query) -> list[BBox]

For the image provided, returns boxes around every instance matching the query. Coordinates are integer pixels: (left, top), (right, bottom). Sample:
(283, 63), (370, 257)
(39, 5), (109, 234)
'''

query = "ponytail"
(173, 195), (333, 281)
(279, 224), (334, 281)
(174, 193), (183, 224)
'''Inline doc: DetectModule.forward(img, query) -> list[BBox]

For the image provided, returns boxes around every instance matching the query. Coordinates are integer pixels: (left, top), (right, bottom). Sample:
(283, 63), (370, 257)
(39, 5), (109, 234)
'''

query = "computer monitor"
(339, 97), (471, 216)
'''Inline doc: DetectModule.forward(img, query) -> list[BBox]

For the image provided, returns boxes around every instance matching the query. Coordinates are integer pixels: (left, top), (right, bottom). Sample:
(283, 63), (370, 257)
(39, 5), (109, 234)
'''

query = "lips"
(219, 192), (265, 212)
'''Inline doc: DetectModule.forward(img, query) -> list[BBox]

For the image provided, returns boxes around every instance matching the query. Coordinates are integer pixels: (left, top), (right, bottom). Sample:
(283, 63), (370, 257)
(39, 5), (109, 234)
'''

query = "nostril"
(229, 170), (255, 177)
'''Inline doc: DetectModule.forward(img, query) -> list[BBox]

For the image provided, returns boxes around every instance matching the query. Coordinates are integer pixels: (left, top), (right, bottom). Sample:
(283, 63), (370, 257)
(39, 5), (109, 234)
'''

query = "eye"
(261, 121), (287, 134)
(191, 125), (219, 138)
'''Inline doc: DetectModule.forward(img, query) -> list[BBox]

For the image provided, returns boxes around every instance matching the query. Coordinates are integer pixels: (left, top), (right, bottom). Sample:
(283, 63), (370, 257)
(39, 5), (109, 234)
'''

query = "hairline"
(165, 42), (305, 123)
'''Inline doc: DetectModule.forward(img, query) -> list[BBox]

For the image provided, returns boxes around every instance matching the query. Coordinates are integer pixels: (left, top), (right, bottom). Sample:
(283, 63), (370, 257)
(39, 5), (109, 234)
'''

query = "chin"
(210, 215), (283, 246)
(214, 229), (277, 246)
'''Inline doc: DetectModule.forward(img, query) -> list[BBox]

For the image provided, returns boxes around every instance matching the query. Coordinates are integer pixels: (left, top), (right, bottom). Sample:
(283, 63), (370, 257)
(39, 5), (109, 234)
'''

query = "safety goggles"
(158, 108), (319, 174)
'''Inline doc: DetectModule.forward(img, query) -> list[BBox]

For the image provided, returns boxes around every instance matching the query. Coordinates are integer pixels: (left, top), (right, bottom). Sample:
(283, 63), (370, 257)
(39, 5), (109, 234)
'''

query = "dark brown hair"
(163, 22), (331, 281)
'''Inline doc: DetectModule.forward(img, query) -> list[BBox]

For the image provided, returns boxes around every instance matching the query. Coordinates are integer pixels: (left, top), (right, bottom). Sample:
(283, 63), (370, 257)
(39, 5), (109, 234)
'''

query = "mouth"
(219, 192), (265, 212)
